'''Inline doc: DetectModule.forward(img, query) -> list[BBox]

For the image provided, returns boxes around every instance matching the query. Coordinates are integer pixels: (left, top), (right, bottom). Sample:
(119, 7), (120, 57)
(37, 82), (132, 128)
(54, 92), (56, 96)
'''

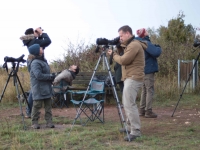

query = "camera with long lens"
(3, 54), (26, 71)
(95, 36), (120, 53)
(4, 54), (26, 64)
(35, 27), (44, 33)
(193, 38), (200, 47)
(96, 36), (120, 46)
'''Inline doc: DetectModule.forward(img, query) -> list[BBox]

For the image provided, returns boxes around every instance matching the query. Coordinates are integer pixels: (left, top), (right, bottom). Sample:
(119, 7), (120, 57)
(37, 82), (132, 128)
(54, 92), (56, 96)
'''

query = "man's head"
(24, 28), (39, 37)
(136, 28), (148, 38)
(118, 25), (133, 43)
(28, 44), (44, 56)
(69, 65), (79, 75)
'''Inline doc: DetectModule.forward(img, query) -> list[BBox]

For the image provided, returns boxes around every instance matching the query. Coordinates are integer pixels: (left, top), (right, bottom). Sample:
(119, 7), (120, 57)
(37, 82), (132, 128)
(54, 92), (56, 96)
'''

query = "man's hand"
(107, 49), (113, 56)
(35, 27), (43, 36)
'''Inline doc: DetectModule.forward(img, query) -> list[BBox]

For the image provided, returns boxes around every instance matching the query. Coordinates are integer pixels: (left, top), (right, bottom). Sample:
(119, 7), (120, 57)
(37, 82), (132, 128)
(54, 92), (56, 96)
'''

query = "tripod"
(68, 46), (131, 141)
(0, 61), (30, 130)
(171, 52), (200, 117)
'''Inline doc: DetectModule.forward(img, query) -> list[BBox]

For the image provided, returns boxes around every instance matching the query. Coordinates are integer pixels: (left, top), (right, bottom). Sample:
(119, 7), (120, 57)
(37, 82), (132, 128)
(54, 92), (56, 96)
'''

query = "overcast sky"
(0, 0), (200, 66)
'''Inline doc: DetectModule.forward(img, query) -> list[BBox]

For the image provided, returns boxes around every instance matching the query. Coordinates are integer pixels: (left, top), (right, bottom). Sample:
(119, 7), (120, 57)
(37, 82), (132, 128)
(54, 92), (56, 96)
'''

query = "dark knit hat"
(25, 28), (34, 35)
(28, 44), (40, 56)
(136, 28), (146, 38)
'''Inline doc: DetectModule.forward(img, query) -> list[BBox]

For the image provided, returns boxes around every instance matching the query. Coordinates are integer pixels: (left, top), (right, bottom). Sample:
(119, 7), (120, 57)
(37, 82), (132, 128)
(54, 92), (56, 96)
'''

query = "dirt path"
(1, 105), (199, 127)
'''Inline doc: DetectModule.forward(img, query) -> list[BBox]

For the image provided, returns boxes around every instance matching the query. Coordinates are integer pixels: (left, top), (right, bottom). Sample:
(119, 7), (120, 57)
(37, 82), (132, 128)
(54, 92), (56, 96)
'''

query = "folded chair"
(69, 81), (105, 126)
(52, 79), (69, 108)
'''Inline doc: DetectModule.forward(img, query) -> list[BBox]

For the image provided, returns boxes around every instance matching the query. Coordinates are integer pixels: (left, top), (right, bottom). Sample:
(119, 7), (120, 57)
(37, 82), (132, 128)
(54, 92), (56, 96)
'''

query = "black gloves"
(154, 44), (161, 47)
(50, 73), (56, 81)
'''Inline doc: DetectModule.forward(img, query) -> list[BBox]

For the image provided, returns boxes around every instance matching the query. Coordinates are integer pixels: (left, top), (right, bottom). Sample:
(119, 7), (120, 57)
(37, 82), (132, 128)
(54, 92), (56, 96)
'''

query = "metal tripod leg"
(14, 76), (26, 130)
(0, 69), (27, 130)
(171, 52), (200, 117)
(68, 51), (103, 136)
(68, 50), (130, 141)
(0, 71), (13, 101)
(103, 52), (130, 142)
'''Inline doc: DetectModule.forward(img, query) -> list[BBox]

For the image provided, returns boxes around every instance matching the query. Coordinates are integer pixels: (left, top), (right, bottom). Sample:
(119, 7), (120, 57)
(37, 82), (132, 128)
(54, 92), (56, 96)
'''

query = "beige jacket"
(53, 70), (73, 92)
(113, 37), (147, 81)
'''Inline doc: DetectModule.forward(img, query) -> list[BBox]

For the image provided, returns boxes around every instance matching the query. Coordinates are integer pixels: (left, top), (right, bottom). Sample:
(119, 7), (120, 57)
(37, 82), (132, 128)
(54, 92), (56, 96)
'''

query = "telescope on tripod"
(68, 37), (131, 141)
(172, 38), (200, 117)
(0, 54), (29, 130)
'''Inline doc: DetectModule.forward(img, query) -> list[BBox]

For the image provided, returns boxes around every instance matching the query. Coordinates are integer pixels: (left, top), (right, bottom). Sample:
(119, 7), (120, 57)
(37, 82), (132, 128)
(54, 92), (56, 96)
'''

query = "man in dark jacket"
(20, 27), (51, 49)
(20, 27), (51, 118)
(114, 52), (124, 93)
(136, 28), (162, 118)
(28, 44), (55, 129)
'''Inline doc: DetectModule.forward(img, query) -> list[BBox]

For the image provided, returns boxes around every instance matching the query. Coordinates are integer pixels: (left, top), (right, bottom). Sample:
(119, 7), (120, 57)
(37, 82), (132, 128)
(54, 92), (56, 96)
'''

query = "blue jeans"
(26, 92), (33, 115)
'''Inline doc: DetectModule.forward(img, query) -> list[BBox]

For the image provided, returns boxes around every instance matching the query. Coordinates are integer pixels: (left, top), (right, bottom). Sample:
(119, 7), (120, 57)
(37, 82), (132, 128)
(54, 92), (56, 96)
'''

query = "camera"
(35, 27), (44, 33)
(193, 38), (200, 47)
(4, 54), (26, 63)
(96, 36), (120, 46)
(3, 54), (26, 70)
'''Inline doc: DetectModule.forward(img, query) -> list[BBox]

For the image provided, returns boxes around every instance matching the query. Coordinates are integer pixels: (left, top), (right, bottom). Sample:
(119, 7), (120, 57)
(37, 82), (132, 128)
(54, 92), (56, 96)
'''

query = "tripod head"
(3, 54), (26, 73)
(193, 38), (200, 48)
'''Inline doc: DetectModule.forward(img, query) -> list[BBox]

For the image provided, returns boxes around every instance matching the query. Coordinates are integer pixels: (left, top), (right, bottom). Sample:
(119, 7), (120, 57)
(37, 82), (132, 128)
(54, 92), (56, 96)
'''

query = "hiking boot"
(124, 134), (140, 141)
(46, 123), (55, 128)
(31, 124), (40, 129)
(145, 110), (157, 118)
(139, 109), (145, 116)
(119, 128), (130, 133)
(25, 113), (31, 118)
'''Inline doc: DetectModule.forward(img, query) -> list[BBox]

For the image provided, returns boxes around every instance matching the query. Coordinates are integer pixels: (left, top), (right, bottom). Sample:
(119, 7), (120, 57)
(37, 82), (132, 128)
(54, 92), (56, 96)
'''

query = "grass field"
(0, 93), (200, 150)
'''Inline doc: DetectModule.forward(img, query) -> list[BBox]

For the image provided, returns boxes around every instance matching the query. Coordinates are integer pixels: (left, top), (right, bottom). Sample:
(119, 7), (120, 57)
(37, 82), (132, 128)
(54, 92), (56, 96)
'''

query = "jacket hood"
(20, 34), (35, 46)
(143, 36), (151, 42)
(137, 40), (147, 50)
(20, 34), (35, 40)
(27, 54), (36, 72)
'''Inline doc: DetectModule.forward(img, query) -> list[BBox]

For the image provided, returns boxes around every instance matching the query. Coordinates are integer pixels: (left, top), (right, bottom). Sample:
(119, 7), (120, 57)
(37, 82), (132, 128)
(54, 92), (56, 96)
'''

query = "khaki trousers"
(123, 78), (142, 136)
(140, 73), (155, 111)
(31, 98), (52, 124)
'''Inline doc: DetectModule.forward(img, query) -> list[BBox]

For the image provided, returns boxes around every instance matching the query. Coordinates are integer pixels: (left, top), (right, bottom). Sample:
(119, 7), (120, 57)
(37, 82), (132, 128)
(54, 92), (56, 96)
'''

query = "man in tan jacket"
(107, 25), (147, 141)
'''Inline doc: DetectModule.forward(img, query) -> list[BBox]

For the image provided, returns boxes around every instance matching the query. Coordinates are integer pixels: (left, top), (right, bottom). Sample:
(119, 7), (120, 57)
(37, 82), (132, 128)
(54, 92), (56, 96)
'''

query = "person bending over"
(53, 65), (79, 92)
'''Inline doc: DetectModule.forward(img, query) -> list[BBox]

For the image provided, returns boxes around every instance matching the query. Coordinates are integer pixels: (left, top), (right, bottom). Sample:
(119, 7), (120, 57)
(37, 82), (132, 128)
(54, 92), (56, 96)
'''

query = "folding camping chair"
(69, 81), (105, 126)
(52, 79), (69, 108)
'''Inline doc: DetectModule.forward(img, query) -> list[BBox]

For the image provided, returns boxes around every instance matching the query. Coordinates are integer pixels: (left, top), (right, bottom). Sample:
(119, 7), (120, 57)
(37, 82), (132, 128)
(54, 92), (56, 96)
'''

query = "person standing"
(114, 51), (124, 93)
(28, 44), (55, 129)
(107, 25), (147, 141)
(20, 27), (51, 118)
(136, 28), (162, 118)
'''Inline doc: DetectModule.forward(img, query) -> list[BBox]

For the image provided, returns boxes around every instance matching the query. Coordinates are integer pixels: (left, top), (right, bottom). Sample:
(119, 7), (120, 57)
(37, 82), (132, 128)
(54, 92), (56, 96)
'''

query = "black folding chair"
(52, 79), (69, 108)
(69, 81), (105, 125)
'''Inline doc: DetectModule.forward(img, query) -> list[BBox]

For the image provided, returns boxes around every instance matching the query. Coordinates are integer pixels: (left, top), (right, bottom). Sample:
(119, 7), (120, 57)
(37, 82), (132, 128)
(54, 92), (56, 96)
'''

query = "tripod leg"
(103, 53), (131, 142)
(15, 77), (26, 130)
(0, 73), (12, 101)
(68, 53), (103, 136)
(172, 53), (200, 117)
(16, 75), (30, 109)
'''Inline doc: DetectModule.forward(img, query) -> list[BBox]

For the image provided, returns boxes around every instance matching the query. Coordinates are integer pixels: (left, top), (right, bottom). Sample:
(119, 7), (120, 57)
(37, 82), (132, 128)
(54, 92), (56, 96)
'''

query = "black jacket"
(20, 33), (51, 49)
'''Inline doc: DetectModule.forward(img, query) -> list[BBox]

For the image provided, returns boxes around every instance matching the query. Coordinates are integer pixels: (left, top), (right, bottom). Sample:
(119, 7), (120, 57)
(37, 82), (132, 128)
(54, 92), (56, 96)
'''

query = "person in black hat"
(28, 44), (55, 129)
(20, 27), (52, 118)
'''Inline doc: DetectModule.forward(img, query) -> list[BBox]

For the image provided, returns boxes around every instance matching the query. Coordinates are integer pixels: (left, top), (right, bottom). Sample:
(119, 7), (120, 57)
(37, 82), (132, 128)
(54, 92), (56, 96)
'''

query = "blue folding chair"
(69, 81), (105, 125)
